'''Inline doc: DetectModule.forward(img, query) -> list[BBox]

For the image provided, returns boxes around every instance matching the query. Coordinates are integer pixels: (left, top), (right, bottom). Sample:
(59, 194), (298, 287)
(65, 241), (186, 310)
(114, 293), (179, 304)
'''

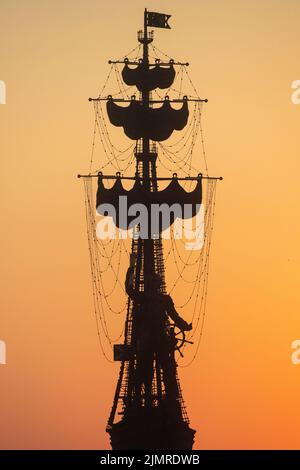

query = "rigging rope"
(178, 180), (217, 367)
(84, 42), (217, 368)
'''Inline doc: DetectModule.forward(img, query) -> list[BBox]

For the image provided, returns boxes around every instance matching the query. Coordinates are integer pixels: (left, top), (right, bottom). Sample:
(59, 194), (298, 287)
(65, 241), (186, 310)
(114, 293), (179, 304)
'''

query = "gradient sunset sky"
(1, 0), (300, 449)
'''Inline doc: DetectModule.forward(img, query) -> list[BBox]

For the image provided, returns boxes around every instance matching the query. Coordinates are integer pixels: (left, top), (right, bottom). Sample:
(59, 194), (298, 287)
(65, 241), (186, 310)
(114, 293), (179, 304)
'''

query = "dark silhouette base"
(107, 406), (196, 450)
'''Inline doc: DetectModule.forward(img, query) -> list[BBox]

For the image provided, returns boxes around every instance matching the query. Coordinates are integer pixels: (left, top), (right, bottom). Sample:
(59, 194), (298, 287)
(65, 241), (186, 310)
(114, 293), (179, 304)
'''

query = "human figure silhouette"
(125, 253), (192, 407)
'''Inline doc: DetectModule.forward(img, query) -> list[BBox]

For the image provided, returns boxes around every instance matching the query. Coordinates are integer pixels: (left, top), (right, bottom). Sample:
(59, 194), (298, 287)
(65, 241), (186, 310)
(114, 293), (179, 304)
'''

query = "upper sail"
(122, 60), (176, 92)
(107, 97), (189, 141)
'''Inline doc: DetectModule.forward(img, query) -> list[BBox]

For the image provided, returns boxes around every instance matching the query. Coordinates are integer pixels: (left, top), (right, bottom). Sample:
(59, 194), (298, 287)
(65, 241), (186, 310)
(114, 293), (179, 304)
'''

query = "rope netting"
(82, 41), (218, 366)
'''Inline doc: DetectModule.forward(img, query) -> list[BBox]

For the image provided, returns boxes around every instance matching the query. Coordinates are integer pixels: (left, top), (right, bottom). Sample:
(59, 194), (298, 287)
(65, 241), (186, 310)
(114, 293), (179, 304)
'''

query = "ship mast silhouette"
(79, 8), (222, 450)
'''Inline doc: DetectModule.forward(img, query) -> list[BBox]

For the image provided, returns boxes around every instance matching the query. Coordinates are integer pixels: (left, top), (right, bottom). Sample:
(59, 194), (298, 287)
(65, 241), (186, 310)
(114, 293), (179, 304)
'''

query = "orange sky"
(1, 0), (300, 450)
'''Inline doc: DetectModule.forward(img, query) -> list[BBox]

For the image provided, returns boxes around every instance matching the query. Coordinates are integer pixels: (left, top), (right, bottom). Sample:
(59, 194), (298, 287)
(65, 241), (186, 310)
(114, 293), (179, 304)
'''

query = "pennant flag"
(147, 11), (171, 29)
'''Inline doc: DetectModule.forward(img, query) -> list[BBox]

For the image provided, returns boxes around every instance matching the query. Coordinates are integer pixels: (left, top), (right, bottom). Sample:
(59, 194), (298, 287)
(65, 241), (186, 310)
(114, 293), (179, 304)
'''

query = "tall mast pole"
(141, 7), (155, 286)
(142, 8), (150, 178)
(142, 8), (150, 158)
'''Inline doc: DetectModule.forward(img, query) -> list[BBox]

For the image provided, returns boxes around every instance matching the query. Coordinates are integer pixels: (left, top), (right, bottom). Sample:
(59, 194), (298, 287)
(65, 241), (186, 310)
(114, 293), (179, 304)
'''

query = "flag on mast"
(146, 11), (171, 29)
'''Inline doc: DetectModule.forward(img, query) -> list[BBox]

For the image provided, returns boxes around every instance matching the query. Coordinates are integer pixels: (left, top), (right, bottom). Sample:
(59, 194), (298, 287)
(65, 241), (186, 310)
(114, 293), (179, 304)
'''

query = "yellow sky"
(1, 0), (300, 449)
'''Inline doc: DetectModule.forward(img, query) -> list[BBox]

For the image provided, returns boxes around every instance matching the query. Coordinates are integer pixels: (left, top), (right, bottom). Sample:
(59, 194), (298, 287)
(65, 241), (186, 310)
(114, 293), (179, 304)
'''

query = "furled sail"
(106, 97), (189, 141)
(122, 60), (175, 92)
(96, 174), (202, 235)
